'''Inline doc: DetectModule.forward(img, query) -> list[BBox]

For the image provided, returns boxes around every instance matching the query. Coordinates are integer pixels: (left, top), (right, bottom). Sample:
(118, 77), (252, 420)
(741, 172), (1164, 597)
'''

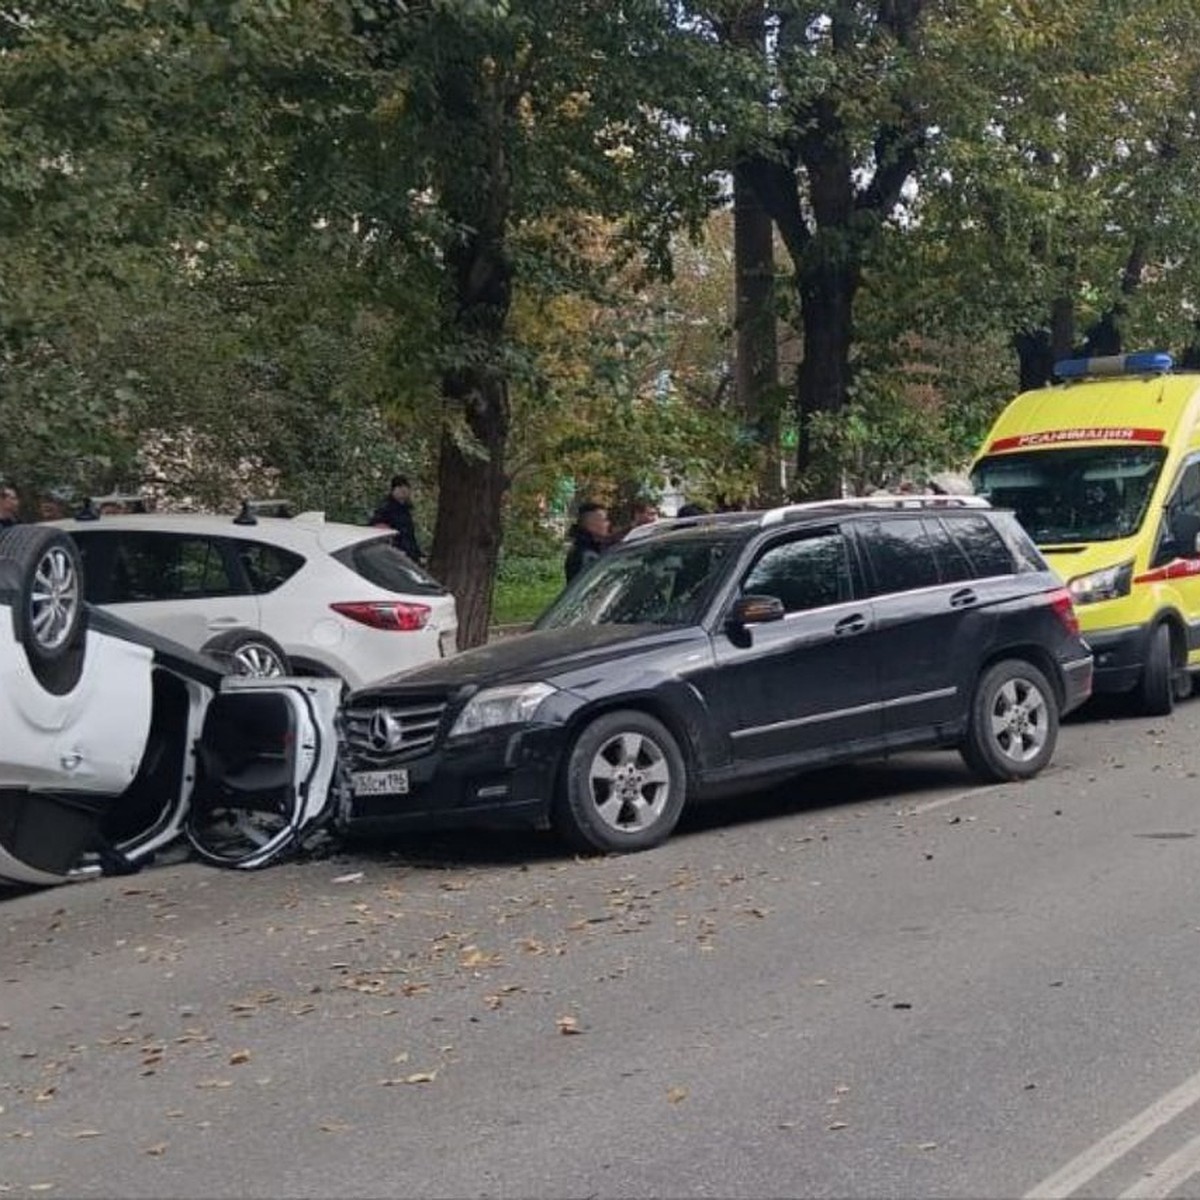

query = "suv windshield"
(971, 446), (1167, 544)
(536, 536), (733, 629)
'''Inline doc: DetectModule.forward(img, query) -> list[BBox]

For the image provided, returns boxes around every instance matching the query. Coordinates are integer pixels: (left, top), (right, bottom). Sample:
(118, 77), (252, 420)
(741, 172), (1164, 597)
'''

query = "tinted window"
(923, 519), (974, 583)
(106, 533), (238, 602)
(236, 540), (305, 594)
(859, 518), (941, 595)
(334, 536), (446, 596)
(537, 537), (731, 628)
(742, 531), (855, 612)
(945, 515), (1016, 578)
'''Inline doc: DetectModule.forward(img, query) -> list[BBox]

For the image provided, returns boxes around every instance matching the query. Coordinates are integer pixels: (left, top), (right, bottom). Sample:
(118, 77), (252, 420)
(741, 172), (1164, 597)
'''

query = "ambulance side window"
(1160, 459), (1200, 563)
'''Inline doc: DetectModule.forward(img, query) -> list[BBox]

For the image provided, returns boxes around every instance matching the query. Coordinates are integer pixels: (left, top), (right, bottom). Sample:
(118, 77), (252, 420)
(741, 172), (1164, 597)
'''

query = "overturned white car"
(0, 525), (342, 886)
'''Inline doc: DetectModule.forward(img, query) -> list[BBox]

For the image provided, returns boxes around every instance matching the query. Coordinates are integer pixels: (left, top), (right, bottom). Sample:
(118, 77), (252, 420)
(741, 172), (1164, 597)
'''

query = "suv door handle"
(834, 613), (868, 636)
(950, 588), (978, 608)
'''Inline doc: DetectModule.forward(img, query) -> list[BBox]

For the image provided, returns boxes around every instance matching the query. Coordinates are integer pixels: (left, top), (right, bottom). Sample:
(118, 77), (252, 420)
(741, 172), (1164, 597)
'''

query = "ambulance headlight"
(1068, 561), (1133, 605)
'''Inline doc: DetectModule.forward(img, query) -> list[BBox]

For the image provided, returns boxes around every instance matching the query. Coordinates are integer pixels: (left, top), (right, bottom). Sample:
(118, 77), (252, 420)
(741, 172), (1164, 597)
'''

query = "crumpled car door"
(185, 676), (341, 869)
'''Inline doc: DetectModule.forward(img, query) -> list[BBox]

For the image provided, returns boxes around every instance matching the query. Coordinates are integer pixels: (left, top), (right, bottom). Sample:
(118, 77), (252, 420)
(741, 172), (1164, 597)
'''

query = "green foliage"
(492, 554), (563, 625)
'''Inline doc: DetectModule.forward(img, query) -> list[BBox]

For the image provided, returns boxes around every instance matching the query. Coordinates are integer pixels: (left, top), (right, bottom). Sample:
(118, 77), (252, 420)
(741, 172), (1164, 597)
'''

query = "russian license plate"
(351, 768), (410, 797)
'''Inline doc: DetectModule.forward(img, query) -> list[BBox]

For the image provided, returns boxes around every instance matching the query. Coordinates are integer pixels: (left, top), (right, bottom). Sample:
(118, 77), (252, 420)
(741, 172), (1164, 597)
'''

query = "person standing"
(0, 483), (19, 528)
(564, 501), (610, 583)
(370, 474), (424, 564)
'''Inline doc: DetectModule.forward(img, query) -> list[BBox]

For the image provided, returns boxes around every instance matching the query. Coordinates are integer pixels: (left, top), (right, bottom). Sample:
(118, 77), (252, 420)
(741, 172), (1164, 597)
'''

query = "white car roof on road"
(51, 511), (385, 554)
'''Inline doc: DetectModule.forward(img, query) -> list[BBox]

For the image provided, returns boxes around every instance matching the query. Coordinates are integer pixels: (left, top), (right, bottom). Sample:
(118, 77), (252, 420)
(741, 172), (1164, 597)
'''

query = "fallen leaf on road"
(459, 948), (500, 968)
(319, 1121), (352, 1133)
(28, 1185), (53, 1193)
(667, 1087), (688, 1104)
(827, 1121), (848, 1131)
(229, 1050), (251, 1066)
(332, 873), (364, 884)
(405, 1071), (437, 1084)
(33, 1088), (56, 1103)
(556, 1015), (583, 1035)
(195, 1080), (233, 1090)
(918, 1142), (938, 1151)
(70, 1130), (102, 1139)
(144, 1142), (168, 1157)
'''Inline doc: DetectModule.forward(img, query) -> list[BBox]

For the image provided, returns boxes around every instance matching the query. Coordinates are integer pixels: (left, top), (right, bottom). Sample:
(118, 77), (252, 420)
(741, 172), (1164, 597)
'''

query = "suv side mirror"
(728, 594), (785, 628)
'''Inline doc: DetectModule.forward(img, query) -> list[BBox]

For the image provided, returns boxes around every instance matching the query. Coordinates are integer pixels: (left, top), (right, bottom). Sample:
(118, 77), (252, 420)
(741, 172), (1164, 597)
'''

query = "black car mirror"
(728, 594), (786, 627)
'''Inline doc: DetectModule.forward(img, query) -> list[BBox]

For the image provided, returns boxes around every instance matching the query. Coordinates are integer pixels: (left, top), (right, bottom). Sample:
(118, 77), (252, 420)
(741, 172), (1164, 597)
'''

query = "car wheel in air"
(960, 658), (1059, 782)
(1136, 622), (1175, 717)
(0, 526), (87, 694)
(553, 709), (687, 854)
(201, 629), (290, 678)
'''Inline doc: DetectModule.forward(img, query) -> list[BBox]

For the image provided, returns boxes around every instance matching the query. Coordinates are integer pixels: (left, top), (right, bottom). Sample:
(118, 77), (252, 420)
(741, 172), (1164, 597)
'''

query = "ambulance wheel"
(1136, 623), (1174, 717)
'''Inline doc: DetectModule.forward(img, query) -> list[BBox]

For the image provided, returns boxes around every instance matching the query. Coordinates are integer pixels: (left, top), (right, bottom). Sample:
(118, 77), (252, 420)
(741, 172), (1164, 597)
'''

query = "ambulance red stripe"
(989, 427), (1165, 452)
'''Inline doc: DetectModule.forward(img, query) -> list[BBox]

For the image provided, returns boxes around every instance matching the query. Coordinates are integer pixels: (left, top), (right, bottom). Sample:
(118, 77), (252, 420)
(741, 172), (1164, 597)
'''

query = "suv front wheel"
(554, 709), (687, 854)
(960, 658), (1059, 782)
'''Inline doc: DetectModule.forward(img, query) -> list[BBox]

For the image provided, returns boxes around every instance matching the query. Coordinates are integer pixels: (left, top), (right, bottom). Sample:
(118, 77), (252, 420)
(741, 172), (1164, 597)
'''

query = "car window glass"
(111, 534), (236, 601)
(333, 537), (446, 596)
(69, 532), (118, 603)
(741, 531), (853, 613)
(236, 541), (305, 594)
(860, 518), (941, 595)
(537, 537), (730, 628)
(1162, 460), (1200, 560)
(943, 516), (1015, 578)
(923, 518), (974, 583)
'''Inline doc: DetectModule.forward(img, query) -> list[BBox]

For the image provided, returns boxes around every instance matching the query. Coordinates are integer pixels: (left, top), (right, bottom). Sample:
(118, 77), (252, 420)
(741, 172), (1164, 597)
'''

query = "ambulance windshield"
(970, 445), (1166, 544)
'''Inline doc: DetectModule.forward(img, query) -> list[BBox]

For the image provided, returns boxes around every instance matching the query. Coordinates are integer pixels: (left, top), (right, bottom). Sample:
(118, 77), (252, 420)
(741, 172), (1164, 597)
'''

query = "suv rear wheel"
(201, 629), (289, 678)
(960, 658), (1058, 782)
(554, 710), (687, 854)
(0, 526), (86, 694)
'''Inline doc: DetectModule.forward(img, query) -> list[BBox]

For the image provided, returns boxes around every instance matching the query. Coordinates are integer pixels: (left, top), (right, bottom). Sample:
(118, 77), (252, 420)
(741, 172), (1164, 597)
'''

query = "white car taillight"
(330, 601), (431, 631)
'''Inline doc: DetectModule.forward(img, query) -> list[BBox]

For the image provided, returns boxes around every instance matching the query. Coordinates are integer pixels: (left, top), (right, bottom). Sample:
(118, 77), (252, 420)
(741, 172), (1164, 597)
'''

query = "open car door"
(183, 676), (342, 869)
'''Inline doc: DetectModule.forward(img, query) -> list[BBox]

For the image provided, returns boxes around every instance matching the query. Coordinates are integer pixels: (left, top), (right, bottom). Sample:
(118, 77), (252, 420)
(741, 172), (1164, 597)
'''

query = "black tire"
(1136, 622), (1175, 717)
(201, 629), (290, 678)
(960, 659), (1059, 783)
(0, 526), (86, 694)
(552, 709), (687, 854)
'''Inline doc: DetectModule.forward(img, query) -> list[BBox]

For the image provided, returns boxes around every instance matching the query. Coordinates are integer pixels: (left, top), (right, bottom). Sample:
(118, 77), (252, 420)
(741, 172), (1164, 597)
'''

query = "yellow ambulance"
(970, 351), (1200, 715)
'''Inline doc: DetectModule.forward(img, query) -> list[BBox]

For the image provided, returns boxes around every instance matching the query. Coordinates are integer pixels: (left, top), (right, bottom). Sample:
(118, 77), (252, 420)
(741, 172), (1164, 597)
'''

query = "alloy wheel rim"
(989, 677), (1049, 762)
(587, 730), (671, 833)
(232, 643), (286, 678)
(30, 546), (79, 651)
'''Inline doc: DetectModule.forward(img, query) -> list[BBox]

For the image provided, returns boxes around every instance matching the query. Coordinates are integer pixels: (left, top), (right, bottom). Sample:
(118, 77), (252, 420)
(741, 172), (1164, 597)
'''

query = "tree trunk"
(728, 3), (781, 506)
(428, 236), (512, 651)
(793, 252), (858, 499)
(733, 164), (782, 506)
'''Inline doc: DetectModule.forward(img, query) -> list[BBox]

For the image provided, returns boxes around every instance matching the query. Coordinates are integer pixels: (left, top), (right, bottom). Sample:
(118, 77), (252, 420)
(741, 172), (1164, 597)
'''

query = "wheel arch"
(975, 642), (1065, 709)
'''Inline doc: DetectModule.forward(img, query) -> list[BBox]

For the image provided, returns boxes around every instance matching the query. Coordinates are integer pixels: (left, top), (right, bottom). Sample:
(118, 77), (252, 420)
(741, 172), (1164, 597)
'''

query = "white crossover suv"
(0, 524), (343, 886)
(52, 509), (458, 689)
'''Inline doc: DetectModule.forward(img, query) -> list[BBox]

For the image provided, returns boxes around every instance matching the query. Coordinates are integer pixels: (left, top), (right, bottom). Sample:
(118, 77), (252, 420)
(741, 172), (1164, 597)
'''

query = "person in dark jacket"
(564, 501), (610, 583)
(370, 475), (424, 563)
(0, 483), (19, 529)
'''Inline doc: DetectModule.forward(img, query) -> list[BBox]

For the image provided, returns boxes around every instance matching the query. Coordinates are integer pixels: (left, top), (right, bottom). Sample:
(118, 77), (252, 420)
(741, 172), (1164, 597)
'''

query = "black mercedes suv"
(339, 497), (1093, 853)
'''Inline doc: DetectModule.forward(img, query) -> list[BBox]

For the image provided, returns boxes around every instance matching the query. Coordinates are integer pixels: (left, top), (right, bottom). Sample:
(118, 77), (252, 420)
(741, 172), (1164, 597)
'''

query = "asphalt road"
(5, 699), (1200, 1199)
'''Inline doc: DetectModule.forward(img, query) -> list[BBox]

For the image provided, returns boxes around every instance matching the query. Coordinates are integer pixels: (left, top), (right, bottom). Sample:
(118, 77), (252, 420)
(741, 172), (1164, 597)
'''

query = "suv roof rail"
(622, 493), (989, 541)
(622, 511), (758, 542)
(760, 494), (989, 525)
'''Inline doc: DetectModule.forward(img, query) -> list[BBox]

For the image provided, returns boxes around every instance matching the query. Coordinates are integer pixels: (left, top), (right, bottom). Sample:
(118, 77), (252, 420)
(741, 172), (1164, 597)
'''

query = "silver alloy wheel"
(586, 729), (673, 834)
(30, 543), (80, 652)
(989, 675), (1050, 763)
(231, 641), (287, 678)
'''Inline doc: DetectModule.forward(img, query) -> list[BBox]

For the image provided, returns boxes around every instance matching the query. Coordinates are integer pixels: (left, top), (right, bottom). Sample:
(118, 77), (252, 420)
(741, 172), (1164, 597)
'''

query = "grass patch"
(492, 555), (563, 626)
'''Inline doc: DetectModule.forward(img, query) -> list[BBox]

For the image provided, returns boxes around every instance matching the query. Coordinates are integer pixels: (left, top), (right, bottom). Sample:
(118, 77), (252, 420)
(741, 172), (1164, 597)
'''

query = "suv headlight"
(449, 682), (557, 737)
(1068, 561), (1133, 605)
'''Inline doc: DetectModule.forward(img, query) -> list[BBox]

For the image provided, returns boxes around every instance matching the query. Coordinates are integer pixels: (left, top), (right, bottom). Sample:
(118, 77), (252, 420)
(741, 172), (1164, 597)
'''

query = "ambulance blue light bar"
(1053, 351), (1174, 380)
